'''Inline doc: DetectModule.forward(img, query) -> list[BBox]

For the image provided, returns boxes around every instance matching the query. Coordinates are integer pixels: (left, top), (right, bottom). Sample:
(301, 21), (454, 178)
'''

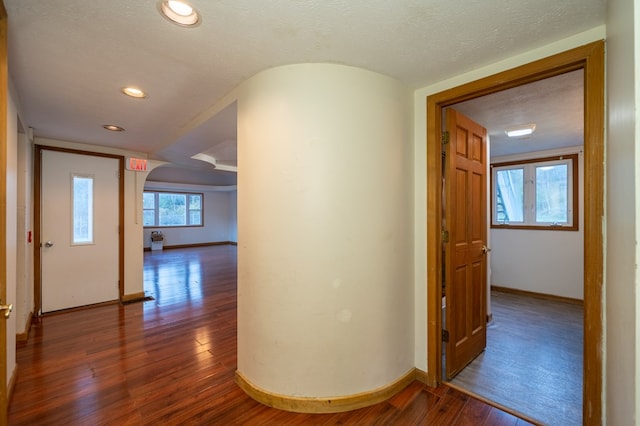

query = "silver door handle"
(482, 245), (491, 254)
(44, 241), (54, 248)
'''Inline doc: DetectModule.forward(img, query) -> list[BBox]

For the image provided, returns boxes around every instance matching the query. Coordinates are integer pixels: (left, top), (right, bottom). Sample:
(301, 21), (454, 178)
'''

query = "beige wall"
(489, 146), (584, 300)
(605, 0), (637, 423)
(8, 15), (629, 422)
(236, 63), (414, 396)
(412, 25), (606, 373)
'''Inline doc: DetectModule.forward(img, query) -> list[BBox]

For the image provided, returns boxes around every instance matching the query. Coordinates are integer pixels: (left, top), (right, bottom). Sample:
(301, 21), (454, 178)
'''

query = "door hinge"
(442, 131), (450, 145)
(442, 329), (449, 343)
(441, 230), (449, 243)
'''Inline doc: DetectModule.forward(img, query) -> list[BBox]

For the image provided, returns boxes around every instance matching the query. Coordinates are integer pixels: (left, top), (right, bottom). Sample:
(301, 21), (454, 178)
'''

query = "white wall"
(412, 26), (605, 372)
(606, 0), (637, 423)
(35, 137), (147, 298)
(489, 147), (584, 300)
(142, 185), (237, 248)
(237, 63), (414, 397)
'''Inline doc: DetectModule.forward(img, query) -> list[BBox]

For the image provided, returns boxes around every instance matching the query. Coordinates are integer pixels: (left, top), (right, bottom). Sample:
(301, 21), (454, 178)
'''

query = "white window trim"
(71, 173), (95, 245)
(143, 190), (204, 228)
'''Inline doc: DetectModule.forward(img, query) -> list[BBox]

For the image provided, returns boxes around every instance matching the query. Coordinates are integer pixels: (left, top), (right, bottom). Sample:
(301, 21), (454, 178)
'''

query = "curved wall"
(236, 63), (414, 401)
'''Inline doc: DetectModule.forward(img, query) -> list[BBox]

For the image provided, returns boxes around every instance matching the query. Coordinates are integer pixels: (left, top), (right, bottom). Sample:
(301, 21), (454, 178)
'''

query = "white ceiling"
(5, 1), (604, 185)
(453, 69), (584, 158)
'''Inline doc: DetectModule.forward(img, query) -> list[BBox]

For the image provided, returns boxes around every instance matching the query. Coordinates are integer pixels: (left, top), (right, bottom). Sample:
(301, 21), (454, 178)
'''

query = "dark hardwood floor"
(9, 245), (534, 425)
(449, 291), (583, 426)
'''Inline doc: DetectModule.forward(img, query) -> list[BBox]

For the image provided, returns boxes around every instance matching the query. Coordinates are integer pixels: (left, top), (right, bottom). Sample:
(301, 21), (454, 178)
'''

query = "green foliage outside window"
(143, 191), (203, 227)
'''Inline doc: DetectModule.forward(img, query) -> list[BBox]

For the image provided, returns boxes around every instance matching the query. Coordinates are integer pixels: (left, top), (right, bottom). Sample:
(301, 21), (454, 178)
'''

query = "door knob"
(0, 303), (12, 319)
(482, 245), (491, 254)
(44, 241), (54, 248)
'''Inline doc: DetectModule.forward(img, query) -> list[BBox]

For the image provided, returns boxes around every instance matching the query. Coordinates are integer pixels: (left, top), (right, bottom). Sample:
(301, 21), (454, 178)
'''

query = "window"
(143, 191), (203, 227)
(491, 154), (578, 230)
(73, 175), (94, 244)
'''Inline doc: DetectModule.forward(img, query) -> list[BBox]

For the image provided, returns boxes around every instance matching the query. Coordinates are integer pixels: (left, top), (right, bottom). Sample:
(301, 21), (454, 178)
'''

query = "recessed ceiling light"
(103, 124), (125, 132)
(158, 0), (200, 27)
(505, 124), (536, 138)
(122, 87), (147, 99)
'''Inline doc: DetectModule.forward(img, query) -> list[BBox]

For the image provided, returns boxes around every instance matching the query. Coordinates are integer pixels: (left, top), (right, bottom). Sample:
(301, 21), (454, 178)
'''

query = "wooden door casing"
(40, 150), (120, 313)
(426, 41), (604, 424)
(34, 145), (125, 316)
(0, 2), (8, 423)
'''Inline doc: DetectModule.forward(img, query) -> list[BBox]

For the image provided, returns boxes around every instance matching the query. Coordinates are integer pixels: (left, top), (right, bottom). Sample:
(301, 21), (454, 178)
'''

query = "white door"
(41, 150), (120, 313)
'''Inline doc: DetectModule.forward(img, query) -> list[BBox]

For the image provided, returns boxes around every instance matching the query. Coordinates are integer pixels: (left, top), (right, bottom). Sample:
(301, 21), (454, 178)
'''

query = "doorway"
(443, 70), (585, 423)
(426, 41), (604, 425)
(34, 146), (125, 314)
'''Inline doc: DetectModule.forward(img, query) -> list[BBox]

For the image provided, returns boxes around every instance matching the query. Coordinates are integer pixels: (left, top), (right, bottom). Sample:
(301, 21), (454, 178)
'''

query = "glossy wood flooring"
(9, 245), (534, 425)
(449, 291), (583, 426)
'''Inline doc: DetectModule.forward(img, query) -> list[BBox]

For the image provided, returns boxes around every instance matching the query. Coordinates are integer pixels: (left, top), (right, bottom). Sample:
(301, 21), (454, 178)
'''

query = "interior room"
(3, 1), (640, 425)
(442, 70), (585, 424)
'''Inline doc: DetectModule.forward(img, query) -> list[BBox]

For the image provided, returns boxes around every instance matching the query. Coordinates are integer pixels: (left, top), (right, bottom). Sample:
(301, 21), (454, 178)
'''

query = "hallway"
(9, 246), (532, 424)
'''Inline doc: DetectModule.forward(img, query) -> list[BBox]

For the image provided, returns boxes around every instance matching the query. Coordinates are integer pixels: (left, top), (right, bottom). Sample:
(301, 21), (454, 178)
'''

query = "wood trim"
(444, 381), (543, 426)
(120, 292), (146, 303)
(39, 300), (120, 317)
(490, 153), (580, 231)
(6, 363), (16, 411)
(143, 241), (236, 251)
(15, 311), (33, 344)
(490, 225), (578, 231)
(235, 369), (417, 414)
(33, 145), (126, 315)
(426, 41), (604, 424)
(33, 147), (41, 316)
(425, 63), (442, 389)
(118, 155), (125, 301)
(414, 368), (428, 384)
(491, 286), (583, 306)
(143, 189), (205, 229)
(582, 39), (605, 426)
(0, 3), (7, 421)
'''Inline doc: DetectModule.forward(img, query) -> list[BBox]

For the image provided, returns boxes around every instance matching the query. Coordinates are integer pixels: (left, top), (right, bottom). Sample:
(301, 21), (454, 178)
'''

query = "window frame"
(143, 190), (204, 228)
(491, 153), (579, 231)
(71, 173), (95, 245)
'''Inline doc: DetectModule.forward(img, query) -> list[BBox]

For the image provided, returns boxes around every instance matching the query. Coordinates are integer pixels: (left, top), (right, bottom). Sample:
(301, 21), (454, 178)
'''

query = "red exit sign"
(127, 157), (148, 171)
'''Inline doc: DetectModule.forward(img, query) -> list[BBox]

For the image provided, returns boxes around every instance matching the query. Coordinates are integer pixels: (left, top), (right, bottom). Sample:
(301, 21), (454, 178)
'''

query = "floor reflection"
(143, 248), (206, 306)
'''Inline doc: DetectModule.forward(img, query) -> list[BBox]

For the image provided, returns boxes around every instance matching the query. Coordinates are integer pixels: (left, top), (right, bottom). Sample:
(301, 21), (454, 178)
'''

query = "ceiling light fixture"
(158, 0), (200, 27)
(103, 124), (125, 132)
(122, 87), (147, 99)
(505, 124), (536, 138)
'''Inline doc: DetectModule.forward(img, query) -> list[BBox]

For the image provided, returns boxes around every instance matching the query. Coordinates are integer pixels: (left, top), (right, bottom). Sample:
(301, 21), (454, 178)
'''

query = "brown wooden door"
(444, 108), (488, 380)
(0, 3), (8, 423)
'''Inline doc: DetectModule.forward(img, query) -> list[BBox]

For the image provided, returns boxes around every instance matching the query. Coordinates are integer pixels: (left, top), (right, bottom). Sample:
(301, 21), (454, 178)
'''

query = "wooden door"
(444, 108), (488, 379)
(40, 150), (120, 312)
(0, 2), (8, 423)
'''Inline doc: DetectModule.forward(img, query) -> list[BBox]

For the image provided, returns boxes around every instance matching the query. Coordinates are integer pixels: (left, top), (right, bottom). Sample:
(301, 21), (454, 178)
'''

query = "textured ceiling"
(453, 69), (584, 158)
(5, 1), (605, 184)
